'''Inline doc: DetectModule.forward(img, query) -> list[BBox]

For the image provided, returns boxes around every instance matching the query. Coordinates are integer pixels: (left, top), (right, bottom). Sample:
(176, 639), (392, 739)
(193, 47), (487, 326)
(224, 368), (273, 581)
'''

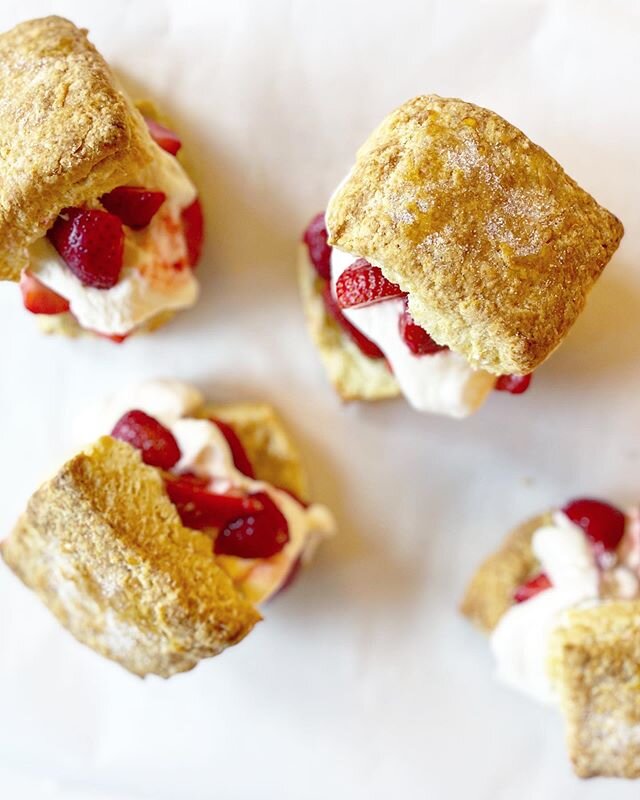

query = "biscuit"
(1, 437), (259, 678)
(460, 513), (548, 632)
(549, 602), (640, 778)
(327, 95), (623, 375)
(0, 16), (156, 281)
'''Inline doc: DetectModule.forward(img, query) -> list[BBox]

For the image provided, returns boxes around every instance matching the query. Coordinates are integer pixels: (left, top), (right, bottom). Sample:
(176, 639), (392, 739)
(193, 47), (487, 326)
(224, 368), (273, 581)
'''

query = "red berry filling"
(495, 374), (533, 395)
(209, 418), (255, 478)
(513, 573), (552, 603)
(100, 186), (166, 229)
(398, 299), (448, 356)
(164, 473), (261, 530)
(214, 491), (290, 558)
(144, 117), (182, 155)
(111, 410), (181, 469)
(302, 213), (332, 280)
(181, 198), (204, 268)
(48, 208), (124, 289)
(562, 498), (626, 556)
(335, 259), (406, 309)
(322, 284), (385, 359)
(19, 271), (70, 315)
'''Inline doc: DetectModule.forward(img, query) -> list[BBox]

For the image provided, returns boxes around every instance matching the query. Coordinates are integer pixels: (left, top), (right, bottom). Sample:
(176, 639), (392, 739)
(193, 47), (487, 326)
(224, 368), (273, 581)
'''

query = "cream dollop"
(490, 513), (600, 704)
(30, 146), (199, 336)
(329, 247), (496, 417)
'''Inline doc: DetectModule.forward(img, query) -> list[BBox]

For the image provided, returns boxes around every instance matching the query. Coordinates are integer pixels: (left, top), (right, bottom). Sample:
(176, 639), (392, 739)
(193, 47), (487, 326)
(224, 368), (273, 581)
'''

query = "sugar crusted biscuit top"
(1, 436), (260, 678)
(0, 16), (156, 281)
(327, 95), (623, 375)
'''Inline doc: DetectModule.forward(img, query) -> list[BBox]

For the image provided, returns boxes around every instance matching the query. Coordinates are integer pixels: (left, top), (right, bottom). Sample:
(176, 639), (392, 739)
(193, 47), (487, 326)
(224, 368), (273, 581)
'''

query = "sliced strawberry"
(164, 473), (261, 530)
(47, 208), (124, 289)
(144, 117), (182, 155)
(513, 573), (552, 603)
(181, 198), (204, 268)
(302, 213), (332, 280)
(495, 374), (533, 394)
(322, 284), (385, 360)
(562, 498), (626, 556)
(214, 490), (290, 559)
(19, 271), (70, 315)
(209, 418), (255, 478)
(335, 259), (405, 309)
(399, 300), (448, 356)
(100, 186), (166, 229)
(111, 410), (181, 469)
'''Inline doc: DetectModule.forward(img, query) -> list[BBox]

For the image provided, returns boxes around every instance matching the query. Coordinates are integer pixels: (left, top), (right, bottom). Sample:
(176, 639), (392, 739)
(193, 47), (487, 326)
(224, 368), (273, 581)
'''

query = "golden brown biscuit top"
(327, 95), (623, 374)
(0, 16), (155, 281)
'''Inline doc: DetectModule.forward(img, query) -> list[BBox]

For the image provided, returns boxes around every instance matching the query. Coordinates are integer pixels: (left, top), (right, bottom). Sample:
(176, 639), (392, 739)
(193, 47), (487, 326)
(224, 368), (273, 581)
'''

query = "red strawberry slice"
(302, 213), (332, 280)
(322, 284), (385, 360)
(111, 410), (181, 469)
(562, 498), (626, 556)
(164, 473), (262, 530)
(495, 374), (533, 394)
(399, 300), (448, 355)
(209, 418), (255, 478)
(47, 208), (124, 289)
(214, 491), (290, 558)
(100, 186), (166, 229)
(181, 198), (204, 268)
(144, 117), (182, 155)
(19, 271), (70, 315)
(513, 573), (552, 603)
(335, 259), (405, 309)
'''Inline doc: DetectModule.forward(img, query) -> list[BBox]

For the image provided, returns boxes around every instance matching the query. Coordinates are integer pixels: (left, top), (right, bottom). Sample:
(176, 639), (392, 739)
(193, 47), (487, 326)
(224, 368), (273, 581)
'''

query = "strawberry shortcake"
(462, 498), (640, 778)
(1, 380), (335, 677)
(0, 16), (203, 342)
(299, 95), (623, 416)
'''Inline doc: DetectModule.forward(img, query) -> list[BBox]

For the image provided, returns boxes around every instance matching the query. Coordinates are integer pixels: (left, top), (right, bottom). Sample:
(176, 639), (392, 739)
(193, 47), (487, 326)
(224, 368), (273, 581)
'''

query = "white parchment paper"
(1, 1), (640, 797)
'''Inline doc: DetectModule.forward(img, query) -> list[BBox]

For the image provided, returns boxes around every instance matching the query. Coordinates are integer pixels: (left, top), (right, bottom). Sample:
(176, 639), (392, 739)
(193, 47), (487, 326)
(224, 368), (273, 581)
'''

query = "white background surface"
(1, 0), (639, 797)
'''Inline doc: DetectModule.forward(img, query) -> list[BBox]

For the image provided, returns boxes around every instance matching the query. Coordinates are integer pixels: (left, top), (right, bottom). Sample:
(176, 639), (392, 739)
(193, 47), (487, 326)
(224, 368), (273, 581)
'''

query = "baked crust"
(460, 513), (548, 632)
(549, 603), (640, 778)
(297, 244), (400, 401)
(1, 437), (260, 678)
(327, 95), (624, 375)
(0, 16), (156, 281)
(200, 401), (309, 501)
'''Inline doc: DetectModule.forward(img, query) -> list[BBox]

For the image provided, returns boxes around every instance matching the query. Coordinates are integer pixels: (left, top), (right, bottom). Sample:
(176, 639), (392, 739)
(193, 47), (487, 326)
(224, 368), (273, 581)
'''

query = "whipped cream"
(490, 511), (639, 704)
(329, 247), (496, 417)
(106, 380), (335, 604)
(30, 145), (199, 336)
